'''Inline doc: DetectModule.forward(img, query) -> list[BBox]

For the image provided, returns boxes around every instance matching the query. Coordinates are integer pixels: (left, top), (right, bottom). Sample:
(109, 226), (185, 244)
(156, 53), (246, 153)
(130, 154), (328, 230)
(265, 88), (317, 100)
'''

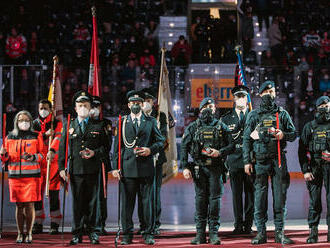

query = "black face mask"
(316, 107), (330, 122)
(261, 94), (275, 106)
(131, 104), (141, 114)
(200, 108), (214, 123)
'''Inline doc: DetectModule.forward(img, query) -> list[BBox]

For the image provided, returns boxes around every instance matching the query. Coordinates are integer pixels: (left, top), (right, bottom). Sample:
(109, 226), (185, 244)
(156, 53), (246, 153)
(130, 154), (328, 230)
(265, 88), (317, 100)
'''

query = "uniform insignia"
(228, 124), (236, 130)
(69, 128), (74, 135)
(268, 84), (272, 89)
(73, 134), (77, 137)
(27, 143), (31, 147)
(81, 92), (86, 96)
(91, 131), (100, 134)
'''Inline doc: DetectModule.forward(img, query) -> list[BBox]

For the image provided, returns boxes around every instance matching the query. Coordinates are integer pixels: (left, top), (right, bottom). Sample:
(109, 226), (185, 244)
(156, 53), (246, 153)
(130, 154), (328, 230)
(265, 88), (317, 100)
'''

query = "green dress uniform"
(112, 111), (165, 243)
(242, 81), (296, 244)
(298, 96), (330, 243)
(180, 97), (233, 245)
(58, 91), (110, 244)
(138, 108), (167, 233)
(221, 108), (254, 233)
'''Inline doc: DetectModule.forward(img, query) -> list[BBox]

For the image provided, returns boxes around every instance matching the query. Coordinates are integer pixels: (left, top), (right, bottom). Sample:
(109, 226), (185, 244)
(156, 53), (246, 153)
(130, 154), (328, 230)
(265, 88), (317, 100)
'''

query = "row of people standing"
(0, 92), (113, 244)
(181, 81), (330, 246)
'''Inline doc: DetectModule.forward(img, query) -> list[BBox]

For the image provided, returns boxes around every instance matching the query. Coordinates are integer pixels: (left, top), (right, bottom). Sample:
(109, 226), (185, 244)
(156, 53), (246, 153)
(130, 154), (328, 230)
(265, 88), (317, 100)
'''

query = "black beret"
(199, 97), (215, 110)
(316, 96), (330, 107)
(259, 80), (275, 94)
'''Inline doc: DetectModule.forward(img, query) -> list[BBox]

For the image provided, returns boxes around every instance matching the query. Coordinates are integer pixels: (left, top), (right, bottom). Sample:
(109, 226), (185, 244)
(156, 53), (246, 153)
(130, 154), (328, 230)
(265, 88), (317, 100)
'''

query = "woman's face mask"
(39, 109), (50, 119)
(18, 121), (30, 131)
(77, 107), (90, 118)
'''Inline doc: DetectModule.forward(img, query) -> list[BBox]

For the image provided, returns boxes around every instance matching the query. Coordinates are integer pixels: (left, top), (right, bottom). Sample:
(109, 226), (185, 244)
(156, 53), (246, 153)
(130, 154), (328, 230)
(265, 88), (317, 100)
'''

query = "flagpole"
(157, 44), (166, 123)
(45, 55), (58, 198)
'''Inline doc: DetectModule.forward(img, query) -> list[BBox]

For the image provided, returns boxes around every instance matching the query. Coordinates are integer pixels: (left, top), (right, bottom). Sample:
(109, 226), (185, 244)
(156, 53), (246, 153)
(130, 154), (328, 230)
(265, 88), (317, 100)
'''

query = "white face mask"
(39, 110), (50, 119)
(235, 98), (247, 109)
(18, 121), (30, 131)
(89, 108), (100, 118)
(77, 107), (90, 118)
(142, 102), (152, 113)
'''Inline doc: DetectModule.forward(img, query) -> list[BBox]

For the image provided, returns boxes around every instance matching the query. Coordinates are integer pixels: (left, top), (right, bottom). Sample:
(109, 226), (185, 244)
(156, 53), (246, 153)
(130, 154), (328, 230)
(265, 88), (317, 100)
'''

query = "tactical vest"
(254, 109), (282, 160)
(191, 120), (226, 166)
(308, 120), (330, 162)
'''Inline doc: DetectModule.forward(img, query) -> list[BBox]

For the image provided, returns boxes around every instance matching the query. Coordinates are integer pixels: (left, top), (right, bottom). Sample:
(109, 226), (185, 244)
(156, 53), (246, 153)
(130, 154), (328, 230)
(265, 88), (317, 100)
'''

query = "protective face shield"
(39, 109), (50, 119)
(77, 107), (90, 118)
(142, 102), (152, 113)
(18, 121), (30, 131)
(89, 108), (100, 118)
(130, 104), (142, 114)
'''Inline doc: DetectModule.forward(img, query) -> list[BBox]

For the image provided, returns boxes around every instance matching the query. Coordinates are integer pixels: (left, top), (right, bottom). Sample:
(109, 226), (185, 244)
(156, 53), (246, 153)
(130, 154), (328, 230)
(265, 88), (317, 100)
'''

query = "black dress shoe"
(69, 235), (82, 245)
(120, 236), (133, 245)
(137, 229), (145, 235)
(32, 223), (43, 234)
(89, 233), (100, 244)
(233, 227), (244, 235)
(49, 222), (59, 235)
(243, 226), (253, 234)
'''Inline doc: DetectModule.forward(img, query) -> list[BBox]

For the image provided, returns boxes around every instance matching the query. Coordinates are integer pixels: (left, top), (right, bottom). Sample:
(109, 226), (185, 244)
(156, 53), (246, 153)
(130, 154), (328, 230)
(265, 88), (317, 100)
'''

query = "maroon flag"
(88, 7), (101, 97)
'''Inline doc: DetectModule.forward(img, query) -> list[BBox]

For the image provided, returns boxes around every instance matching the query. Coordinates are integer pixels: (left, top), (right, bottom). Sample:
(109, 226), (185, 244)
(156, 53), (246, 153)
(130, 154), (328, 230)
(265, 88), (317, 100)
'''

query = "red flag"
(88, 7), (101, 97)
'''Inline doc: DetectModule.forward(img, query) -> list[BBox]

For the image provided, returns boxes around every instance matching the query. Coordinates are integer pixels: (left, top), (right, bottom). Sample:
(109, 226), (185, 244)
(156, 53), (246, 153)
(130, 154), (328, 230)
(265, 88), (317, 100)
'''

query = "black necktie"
(239, 111), (245, 126)
(80, 120), (86, 133)
(134, 118), (139, 133)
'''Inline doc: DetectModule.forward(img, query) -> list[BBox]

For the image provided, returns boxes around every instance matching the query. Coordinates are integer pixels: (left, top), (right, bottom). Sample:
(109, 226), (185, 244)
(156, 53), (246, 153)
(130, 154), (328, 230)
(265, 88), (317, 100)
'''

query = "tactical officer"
(180, 97), (232, 245)
(298, 96), (330, 243)
(112, 90), (165, 245)
(58, 91), (110, 245)
(243, 81), (296, 245)
(90, 96), (113, 235)
(137, 87), (167, 235)
(221, 85), (254, 234)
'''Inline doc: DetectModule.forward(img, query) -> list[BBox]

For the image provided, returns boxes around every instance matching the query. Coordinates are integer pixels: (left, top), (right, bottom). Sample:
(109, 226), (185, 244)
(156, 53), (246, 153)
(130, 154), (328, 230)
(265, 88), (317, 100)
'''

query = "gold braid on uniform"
(122, 116), (137, 148)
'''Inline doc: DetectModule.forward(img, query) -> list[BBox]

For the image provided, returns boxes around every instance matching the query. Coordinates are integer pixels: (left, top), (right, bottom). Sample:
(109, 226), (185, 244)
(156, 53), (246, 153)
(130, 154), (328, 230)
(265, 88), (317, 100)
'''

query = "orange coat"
(1, 131), (44, 178)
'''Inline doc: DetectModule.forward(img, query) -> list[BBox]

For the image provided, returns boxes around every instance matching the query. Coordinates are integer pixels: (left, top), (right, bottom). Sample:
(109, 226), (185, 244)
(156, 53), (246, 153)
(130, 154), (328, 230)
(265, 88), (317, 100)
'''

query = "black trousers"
(307, 165), (330, 227)
(95, 169), (108, 232)
(229, 169), (254, 229)
(193, 166), (223, 234)
(35, 190), (60, 224)
(70, 174), (99, 235)
(121, 177), (153, 236)
(138, 163), (162, 230)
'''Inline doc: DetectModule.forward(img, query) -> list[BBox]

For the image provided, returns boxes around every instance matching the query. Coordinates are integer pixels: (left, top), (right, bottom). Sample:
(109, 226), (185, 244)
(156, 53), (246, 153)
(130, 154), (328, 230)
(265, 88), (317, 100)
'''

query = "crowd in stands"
(0, 0), (166, 117)
(0, 0), (329, 133)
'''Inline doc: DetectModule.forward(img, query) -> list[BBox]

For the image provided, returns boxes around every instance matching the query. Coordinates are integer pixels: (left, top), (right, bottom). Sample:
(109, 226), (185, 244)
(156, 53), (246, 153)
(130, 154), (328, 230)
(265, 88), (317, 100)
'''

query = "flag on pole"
(48, 64), (63, 120)
(158, 48), (178, 184)
(88, 6), (101, 97)
(235, 47), (252, 111)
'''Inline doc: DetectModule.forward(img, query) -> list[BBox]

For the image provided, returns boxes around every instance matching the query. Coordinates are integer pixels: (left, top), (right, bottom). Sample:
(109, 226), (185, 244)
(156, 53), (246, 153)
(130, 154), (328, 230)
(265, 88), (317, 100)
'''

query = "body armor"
(308, 120), (330, 164)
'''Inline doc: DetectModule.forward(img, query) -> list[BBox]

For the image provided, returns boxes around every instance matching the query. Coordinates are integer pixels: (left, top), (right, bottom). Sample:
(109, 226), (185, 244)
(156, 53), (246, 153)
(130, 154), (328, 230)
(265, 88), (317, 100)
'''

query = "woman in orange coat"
(0, 110), (44, 243)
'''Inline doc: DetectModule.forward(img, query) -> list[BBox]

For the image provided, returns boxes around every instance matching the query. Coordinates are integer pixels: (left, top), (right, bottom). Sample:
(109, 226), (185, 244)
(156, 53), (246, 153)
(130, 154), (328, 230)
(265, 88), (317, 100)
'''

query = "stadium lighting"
(169, 33), (173, 37)
(257, 42), (262, 46)
(169, 23), (175, 27)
